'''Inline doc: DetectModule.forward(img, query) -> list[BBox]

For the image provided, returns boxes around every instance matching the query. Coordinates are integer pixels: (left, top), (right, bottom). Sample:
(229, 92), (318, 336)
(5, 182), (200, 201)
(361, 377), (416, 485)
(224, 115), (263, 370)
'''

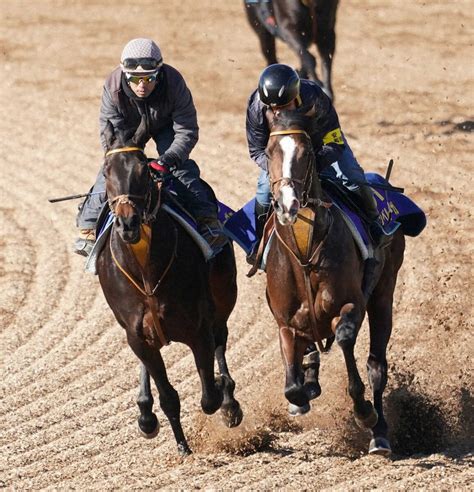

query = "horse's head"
(266, 110), (315, 225)
(103, 115), (151, 243)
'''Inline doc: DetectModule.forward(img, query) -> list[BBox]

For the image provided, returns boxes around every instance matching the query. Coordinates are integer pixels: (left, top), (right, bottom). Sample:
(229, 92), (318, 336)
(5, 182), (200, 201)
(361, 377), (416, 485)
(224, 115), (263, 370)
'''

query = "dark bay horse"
(244, 0), (339, 99)
(264, 110), (405, 455)
(96, 116), (242, 455)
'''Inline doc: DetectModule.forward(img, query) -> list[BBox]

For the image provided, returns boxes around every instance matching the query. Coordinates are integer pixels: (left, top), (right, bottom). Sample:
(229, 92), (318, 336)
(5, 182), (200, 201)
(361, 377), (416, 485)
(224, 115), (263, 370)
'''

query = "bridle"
(268, 129), (327, 209)
(268, 128), (333, 353)
(104, 146), (156, 219)
(104, 144), (173, 348)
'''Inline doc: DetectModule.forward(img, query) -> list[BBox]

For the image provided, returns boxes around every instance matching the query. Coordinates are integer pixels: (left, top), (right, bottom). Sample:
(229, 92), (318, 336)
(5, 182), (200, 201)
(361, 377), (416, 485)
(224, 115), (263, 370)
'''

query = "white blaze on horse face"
(279, 136), (299, 219)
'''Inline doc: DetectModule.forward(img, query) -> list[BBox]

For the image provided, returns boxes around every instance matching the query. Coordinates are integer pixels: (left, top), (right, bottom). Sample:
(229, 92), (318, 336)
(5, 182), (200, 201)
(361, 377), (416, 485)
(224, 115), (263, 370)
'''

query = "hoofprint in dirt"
(0, 0), (472, 489)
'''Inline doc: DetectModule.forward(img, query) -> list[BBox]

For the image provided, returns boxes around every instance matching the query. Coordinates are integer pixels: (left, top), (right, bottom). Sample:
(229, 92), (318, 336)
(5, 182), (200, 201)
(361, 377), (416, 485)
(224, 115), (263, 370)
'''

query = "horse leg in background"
(127, 333), (191, 455)
(333, 302), (378, 429)
(137, 363), (159, 438)
(273, 1), (318, 83)
(313, 0), (339, 100)
(244, 1), (278, 65)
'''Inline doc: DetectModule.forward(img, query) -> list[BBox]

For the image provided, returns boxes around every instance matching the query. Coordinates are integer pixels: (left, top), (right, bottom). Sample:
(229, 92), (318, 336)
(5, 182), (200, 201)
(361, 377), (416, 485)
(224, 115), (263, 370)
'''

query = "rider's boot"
(246, 201), (270, 266)
(73, 228), (96, 257)
(197, 216), (229, 256)
(356, 185), (390, 248)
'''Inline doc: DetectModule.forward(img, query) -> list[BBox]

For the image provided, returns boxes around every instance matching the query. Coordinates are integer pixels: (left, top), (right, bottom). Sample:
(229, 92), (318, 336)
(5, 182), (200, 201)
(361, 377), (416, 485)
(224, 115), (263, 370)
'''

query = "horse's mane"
(272, 110), (312, 132)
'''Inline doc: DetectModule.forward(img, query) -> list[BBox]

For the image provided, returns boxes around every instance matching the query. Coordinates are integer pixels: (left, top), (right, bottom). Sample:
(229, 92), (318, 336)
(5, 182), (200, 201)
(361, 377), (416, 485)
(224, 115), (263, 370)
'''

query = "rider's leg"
(74, 167), (106, 256)
(171, 159), (228, 254)
(246, 169), (271, 264)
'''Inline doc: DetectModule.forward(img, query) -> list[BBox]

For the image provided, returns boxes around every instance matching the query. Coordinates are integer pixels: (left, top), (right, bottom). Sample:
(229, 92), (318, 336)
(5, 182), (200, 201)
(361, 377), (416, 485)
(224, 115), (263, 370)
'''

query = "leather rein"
(269, 129), (333, 352)
(105, 145), (176, 347)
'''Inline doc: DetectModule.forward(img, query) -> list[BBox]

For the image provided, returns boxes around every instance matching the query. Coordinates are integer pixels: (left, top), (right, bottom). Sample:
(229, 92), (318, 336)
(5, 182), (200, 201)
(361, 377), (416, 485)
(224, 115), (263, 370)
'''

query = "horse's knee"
(336, 320), (357, 349)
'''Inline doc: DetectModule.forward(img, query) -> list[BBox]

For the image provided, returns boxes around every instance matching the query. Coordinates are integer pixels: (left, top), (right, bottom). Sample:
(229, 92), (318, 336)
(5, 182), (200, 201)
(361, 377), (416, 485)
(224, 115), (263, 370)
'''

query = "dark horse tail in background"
(96, 115), (242, 455)
(263, 110), (416, 455)
(244, 0), (339, 100)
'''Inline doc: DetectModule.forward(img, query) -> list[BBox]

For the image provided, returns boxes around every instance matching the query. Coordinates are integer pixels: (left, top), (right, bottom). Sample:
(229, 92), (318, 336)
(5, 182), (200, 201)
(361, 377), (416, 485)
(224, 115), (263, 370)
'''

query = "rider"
(245, 63), (385, 261)
(74, 38), (227, 257)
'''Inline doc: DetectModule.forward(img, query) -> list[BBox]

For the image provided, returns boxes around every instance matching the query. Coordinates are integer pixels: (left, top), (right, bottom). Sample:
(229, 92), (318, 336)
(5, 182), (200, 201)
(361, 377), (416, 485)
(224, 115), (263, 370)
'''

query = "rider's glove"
(149, 153), (178, 182)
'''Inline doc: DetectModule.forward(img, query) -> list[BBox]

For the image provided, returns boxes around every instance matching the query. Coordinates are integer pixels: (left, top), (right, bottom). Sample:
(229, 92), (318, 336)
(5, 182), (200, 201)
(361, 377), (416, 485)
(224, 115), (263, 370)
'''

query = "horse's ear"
(265, 107), (275, 128)
(103, 120), (116, 150)
(304, 105), (316, 118)
(132, 114), (149, 148)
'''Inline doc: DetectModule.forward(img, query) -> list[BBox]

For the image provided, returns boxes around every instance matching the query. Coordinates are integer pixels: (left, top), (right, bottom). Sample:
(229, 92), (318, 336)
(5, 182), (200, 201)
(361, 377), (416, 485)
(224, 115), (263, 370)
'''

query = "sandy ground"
(1, 0), (473, 489)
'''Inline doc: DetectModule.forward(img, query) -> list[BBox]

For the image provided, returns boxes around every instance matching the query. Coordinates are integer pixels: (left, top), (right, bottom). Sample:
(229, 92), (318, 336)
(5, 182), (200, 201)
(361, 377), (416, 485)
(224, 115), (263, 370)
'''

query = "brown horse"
(96, 116), (242, 455)
(264, 110), (405, 455)
(244, 0), (339, 100)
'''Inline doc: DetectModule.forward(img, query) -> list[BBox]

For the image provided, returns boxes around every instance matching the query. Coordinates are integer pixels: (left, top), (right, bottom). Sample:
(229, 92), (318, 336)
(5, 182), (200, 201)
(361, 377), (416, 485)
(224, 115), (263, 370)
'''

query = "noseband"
(104, 146), (151, 213)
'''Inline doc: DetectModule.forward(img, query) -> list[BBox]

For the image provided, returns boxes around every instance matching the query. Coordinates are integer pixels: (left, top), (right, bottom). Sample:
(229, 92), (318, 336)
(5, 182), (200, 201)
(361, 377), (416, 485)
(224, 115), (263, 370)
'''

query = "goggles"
(122, 57), (162, 71)
(125, 72), (159, 85)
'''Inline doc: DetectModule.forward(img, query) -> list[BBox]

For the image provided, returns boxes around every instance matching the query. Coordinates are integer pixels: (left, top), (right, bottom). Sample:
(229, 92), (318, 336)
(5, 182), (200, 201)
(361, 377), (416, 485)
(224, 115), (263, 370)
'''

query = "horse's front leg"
(137, 363), (159, 438)
(127, 329), (191, 455)
(279, 325), (310, 416)
(333, 302), (378, 429)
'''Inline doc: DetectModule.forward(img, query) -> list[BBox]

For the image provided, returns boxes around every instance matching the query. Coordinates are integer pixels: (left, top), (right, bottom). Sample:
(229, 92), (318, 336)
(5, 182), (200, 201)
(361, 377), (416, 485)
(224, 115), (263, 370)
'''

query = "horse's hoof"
(288, 402), (310, 416)
(304, 382), (321, 401)
(177, 442), (192, 456)
(355, 404), (378, 429)
(138, 414), (160, 439)
(369, 437), (392, 456)
(221, 401), (243, 428)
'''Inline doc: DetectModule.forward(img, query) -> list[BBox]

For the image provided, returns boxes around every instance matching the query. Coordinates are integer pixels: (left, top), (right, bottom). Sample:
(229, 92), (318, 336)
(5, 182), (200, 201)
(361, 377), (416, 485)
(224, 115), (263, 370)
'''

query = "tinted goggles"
(125, 72), (159, 85)
(122, 57), (162, 71)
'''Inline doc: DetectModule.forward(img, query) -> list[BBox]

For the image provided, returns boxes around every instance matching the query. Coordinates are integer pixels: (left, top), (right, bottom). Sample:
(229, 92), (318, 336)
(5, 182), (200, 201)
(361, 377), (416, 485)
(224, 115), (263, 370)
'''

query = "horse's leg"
(365, 240), (404, 455)
(302, 344), (322, 400)
(244, 2), (278, 65)
(137, 363), (159, 438)
(366, 293), (393, 455)
(333, 302), (378, 428)
(192, 329), (224, 416)
(313, 0), (339, 100)
(274, 3), (318, 83)
(215, 325), (243, 428)
(127, 332), (191, 455)
(279, 325), (310, 416)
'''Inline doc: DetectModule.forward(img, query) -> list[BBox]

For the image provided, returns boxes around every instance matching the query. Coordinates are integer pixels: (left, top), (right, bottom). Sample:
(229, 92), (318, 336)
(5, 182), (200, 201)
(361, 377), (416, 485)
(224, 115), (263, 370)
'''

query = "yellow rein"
(269, 129), (310, 138)
(105, 146), (144, 157)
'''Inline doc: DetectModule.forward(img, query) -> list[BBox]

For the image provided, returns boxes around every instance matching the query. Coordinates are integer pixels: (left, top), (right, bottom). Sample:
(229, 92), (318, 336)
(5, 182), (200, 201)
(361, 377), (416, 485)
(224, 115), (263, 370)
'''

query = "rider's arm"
(167, 66), (199, 165)
(99, 85), (125, 151)
(246, 91), (270, 171)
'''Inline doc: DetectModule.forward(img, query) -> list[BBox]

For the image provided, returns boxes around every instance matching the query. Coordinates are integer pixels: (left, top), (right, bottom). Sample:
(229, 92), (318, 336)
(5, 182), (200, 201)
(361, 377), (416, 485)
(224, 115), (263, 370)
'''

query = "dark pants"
(76, 126), (216, 229)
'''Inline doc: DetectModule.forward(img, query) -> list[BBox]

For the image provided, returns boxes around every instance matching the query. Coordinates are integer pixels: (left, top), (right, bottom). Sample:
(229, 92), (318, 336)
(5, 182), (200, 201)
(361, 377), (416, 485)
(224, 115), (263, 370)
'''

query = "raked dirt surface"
(0, 0), (473, 489)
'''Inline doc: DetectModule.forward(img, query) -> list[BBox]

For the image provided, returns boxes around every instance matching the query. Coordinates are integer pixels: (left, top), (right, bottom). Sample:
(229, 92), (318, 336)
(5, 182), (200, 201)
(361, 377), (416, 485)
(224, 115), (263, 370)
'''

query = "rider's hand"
(149, 154), (177, 182)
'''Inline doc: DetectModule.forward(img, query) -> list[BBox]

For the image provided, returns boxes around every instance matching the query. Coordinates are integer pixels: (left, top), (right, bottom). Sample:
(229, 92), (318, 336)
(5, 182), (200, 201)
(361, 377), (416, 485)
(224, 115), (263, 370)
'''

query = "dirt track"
(1, 0), (473, 489)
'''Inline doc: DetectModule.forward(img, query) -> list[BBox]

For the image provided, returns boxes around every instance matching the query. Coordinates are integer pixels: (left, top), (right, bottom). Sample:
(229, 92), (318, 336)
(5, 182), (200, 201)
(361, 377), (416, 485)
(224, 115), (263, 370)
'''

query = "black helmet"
(258, 64), (300, 107)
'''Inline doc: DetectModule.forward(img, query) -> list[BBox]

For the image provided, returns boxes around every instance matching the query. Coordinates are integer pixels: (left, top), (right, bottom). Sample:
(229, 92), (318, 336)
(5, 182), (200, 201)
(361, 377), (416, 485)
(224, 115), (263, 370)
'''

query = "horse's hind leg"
(366, 296), (393, 455)
(192, 330), (224, 416)
(334, 303), (378, 429)
(313, 0), (339, 100)
(244, 2), (278, 65)
(215, 327), (243, 428)
(137, 363), (159, 438)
